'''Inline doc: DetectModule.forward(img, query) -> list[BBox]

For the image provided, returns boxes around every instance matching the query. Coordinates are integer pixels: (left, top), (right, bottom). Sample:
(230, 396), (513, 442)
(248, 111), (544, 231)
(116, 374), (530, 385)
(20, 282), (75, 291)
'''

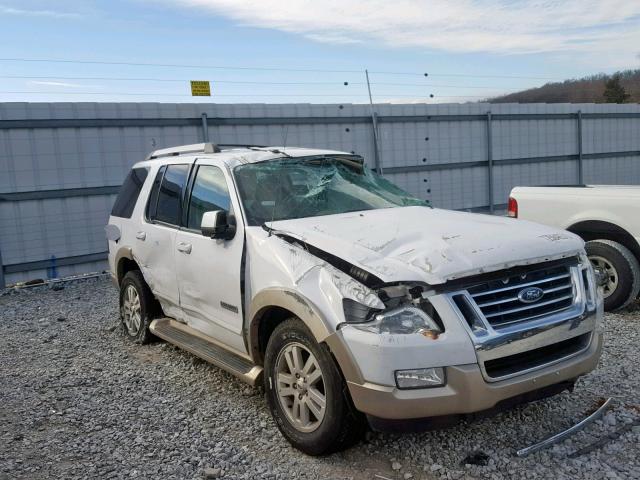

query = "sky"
(0, 0), (639, 104)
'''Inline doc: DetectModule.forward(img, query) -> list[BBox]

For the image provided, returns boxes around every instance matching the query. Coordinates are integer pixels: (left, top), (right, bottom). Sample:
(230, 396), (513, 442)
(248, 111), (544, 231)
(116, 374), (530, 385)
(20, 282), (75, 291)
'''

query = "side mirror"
(201, 210), (236, 240)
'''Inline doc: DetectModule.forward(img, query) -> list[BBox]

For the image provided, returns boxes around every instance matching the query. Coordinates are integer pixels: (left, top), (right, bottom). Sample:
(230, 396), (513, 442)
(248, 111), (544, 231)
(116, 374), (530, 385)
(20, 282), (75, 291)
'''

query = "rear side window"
(111, 167), (149, 218)
(149, 164), (189, 226)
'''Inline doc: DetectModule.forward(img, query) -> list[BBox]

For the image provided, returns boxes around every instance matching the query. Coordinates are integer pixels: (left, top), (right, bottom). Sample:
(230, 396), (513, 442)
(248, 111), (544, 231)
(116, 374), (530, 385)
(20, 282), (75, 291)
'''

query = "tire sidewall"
(264, 320), (346, 455)
(586, 241), (634, 311)
(119, 271), (155, 344)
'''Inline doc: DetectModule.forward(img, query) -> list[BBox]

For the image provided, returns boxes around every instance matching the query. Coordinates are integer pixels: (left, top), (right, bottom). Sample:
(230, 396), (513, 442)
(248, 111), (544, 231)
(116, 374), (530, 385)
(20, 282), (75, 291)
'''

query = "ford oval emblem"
(518, 286), (544, 304)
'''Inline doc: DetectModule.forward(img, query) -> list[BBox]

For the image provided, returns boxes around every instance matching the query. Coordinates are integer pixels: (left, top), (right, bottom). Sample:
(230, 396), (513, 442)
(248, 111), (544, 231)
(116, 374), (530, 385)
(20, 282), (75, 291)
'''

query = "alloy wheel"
(275, 342), (326, 433)
(122, 284), (142, 335)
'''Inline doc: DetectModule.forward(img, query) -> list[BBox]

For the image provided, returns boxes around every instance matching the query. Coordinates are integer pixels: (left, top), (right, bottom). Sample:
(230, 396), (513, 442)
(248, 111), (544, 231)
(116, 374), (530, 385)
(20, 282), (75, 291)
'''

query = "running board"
(150, 318), (263, 386)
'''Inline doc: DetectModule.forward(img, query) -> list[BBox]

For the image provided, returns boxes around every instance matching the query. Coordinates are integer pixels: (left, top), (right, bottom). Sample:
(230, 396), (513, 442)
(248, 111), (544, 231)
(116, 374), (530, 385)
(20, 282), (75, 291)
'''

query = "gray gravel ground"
(1, 277), (639, 480)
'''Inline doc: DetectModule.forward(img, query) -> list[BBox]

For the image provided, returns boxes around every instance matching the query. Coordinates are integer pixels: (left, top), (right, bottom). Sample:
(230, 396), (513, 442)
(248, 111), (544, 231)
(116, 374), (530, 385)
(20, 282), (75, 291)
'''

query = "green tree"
(603, 75), (630, 103)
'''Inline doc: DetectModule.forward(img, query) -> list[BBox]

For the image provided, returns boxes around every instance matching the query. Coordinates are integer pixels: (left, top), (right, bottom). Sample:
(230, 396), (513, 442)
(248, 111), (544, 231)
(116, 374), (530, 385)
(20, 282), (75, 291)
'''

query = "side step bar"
(150, 318), (263, 386)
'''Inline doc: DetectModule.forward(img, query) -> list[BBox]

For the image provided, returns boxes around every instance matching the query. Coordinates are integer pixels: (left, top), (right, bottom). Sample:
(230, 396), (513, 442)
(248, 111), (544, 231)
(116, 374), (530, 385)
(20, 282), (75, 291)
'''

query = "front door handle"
(177, 242), (192, 254)
(136, 231), (146, 241)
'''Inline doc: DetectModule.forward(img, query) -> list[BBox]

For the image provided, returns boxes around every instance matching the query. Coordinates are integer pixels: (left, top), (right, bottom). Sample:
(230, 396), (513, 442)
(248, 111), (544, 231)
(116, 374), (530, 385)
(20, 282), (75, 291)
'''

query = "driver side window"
(186, 165), (231, 230)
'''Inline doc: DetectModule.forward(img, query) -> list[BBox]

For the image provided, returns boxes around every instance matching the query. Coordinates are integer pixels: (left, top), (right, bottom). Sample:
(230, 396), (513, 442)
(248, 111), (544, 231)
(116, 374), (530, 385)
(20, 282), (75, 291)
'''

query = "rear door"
(174, 159), (246, 353)
(136, 163), (190, 310)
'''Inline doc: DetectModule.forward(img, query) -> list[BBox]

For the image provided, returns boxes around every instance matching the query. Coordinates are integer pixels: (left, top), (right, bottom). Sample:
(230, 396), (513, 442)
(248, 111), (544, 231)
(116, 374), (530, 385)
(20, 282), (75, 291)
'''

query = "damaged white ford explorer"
(107, 143), (603, 455)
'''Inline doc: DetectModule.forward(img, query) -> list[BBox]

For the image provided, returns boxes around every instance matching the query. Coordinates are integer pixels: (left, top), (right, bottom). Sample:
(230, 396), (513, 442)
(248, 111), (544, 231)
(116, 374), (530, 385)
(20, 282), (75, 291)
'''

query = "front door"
(174, 161), (246, 353)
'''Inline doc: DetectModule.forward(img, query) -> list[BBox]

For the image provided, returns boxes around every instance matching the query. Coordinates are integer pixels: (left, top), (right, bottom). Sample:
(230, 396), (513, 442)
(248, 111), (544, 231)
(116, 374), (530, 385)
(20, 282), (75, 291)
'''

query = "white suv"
(107, 143), (603, 455)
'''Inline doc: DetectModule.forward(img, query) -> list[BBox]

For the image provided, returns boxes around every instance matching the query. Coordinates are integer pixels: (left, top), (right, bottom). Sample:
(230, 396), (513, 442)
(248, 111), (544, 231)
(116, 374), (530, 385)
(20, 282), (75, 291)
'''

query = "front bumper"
(324, 301), (603, 421)
(345, 331), (601, 420)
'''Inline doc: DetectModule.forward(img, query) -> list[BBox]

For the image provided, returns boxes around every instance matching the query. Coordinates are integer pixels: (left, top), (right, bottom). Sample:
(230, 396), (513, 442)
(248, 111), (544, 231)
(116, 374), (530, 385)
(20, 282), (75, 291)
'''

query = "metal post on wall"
(372, 112), (383, 174)
(0, 245), (5, 289)
(365, 70), (383, 174)
(577, 110), (584, 184)
(201, 113), (209, 143)
(486, 111), (494, 214)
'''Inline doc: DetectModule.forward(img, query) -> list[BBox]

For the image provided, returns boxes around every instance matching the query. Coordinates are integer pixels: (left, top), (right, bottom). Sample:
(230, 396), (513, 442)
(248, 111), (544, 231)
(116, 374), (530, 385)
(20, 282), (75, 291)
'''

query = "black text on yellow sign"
(190, 81), (211, 96)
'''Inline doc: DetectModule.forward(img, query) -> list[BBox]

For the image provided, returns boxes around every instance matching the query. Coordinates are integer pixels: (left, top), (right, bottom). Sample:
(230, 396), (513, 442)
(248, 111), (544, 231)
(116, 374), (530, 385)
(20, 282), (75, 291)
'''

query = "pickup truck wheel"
(264, 318), (364, 455)
(119, 270), (158, 344)
(586, 239), (640, 311)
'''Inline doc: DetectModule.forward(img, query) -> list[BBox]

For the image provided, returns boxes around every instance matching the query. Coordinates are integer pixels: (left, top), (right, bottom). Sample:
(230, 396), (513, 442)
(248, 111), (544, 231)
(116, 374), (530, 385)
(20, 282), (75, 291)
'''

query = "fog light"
(395, 367), (446, 389)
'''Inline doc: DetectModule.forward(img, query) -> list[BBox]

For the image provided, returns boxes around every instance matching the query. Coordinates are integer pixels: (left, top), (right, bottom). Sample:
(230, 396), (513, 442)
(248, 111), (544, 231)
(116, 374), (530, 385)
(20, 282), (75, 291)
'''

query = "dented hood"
(268, 206), (584, 285)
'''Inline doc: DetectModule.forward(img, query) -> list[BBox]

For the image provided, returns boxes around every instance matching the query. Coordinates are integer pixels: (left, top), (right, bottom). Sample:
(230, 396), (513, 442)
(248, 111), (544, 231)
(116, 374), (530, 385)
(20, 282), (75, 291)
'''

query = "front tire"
(586, 239), (640, 311)
(264, 318), (364, 455)
(119, 270), (159, 344)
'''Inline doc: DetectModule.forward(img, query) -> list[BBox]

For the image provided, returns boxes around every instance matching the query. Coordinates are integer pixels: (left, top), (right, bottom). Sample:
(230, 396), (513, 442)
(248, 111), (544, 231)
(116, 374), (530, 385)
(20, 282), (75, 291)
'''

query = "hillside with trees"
(487, 69), (640, 104)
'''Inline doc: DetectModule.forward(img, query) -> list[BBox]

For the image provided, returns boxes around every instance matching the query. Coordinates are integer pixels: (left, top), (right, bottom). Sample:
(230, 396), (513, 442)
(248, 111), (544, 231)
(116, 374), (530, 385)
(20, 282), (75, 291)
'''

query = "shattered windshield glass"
(233, 155), (430, 225)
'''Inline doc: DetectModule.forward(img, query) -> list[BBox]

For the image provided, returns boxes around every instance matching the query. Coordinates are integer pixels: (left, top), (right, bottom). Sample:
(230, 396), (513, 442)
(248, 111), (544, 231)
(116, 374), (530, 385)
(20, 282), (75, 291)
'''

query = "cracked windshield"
(234, 155), (430, 225)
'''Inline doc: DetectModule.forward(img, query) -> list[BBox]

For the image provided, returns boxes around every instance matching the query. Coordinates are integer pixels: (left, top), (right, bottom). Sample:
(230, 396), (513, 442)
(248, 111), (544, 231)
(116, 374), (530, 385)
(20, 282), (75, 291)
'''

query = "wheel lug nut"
(298, 394), (303, 400)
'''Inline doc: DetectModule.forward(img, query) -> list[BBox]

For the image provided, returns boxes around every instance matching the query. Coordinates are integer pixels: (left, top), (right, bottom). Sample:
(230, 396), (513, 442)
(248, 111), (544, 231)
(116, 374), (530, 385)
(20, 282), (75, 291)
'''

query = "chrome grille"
(466, 263), (576, 328)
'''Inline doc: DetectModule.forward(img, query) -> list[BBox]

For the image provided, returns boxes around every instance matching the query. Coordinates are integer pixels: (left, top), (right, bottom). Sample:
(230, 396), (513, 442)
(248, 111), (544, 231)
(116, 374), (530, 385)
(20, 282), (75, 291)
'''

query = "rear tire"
(586, 239), (640, 311)
(119, 270), (159, 344)
(264, 318), (365, 455)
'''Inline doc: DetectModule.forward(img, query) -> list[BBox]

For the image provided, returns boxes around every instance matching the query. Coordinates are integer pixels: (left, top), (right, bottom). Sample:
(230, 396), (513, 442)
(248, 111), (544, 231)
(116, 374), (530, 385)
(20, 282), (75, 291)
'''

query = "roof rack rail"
(218, 143), (268, 149)
(146, 143), (269, 160)
(146, 143), (219, 160)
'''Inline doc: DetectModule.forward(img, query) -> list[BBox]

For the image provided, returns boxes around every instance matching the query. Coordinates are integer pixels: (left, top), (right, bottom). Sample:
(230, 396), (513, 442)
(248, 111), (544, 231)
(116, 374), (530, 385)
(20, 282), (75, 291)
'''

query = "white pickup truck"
(509, 185), (640, 311)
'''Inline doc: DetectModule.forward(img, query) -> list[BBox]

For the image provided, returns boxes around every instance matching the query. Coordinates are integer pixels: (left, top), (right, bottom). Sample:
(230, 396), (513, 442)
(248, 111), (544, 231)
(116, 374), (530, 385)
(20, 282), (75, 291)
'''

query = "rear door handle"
(177, 242), (192, 254)
(136, 231), (146, 241)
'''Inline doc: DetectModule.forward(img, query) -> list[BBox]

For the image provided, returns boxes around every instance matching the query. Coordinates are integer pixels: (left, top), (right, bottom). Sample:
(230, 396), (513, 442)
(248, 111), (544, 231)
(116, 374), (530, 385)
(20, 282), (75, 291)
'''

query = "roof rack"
(146, 143), (268, 160)
(218, 143), (268, 149)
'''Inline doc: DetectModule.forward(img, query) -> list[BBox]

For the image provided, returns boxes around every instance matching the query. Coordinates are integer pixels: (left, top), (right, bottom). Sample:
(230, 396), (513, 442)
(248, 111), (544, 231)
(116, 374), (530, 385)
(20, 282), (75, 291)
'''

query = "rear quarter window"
(111, 167), (149, 218)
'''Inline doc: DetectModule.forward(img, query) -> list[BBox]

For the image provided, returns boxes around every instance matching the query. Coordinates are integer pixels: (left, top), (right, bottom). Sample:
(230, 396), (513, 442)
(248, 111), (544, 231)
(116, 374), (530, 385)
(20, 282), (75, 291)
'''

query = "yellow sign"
(190, 81), (211, 96)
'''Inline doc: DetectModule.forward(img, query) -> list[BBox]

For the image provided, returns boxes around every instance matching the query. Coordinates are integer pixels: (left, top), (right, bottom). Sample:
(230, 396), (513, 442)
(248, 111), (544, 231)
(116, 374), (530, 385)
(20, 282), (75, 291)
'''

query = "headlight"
(579, 252), (599, 311)
(395, 367), (446, 389)
(350, 305), (442, 335)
